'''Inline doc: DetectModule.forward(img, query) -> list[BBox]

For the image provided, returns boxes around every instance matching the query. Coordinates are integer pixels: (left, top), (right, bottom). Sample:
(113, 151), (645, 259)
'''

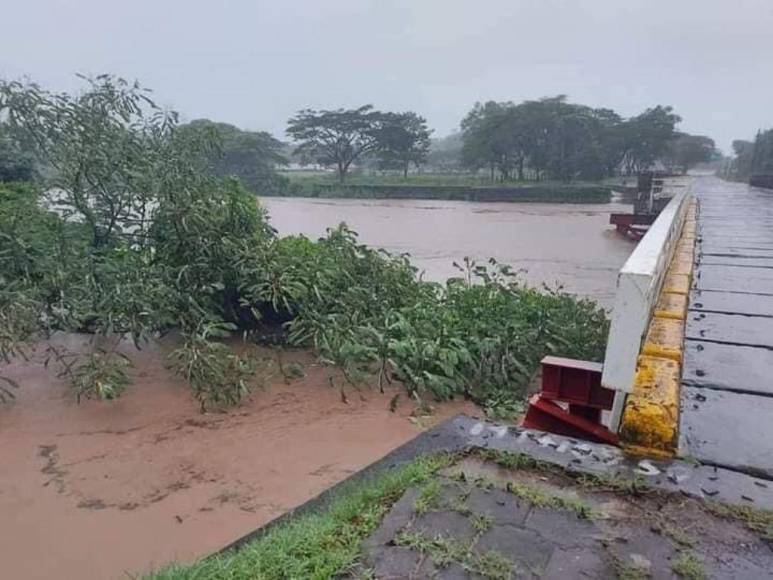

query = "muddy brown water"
(1, 199), (634, 579)
(262, 197), (635, 307)
(0, 334), (476, 579)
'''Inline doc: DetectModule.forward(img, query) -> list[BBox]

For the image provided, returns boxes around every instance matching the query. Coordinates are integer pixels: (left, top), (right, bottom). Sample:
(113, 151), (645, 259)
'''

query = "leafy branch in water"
(168, 322), (268, 412)
(54, 346), (133, 403)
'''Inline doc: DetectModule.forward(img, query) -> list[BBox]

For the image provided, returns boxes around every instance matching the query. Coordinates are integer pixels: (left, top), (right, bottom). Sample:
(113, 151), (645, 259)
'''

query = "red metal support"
(609, 213), (655, 240)
(523, 356), (619, 445)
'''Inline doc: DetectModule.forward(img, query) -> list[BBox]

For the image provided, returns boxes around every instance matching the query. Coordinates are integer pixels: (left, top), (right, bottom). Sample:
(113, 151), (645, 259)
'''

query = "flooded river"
(262, 197), (635, 307)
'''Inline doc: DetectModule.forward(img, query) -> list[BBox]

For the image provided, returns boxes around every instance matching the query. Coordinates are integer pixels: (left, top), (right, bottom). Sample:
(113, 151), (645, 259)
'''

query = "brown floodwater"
(1, 198), (633, 579)
(262, 197), (635, 307)
(0, 334), (477, 579)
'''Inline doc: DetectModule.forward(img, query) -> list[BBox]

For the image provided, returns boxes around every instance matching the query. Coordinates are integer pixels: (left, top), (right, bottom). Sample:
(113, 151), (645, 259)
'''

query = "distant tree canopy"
(729, 130), (773, 179)
(619, 106), (683, 175)
(731, 139), (756, 177)
(375, 112), (432, 178)
(664, 133), (717, 174)
(287, 105), (386, 182)
(177, 119), (286, 194)
(0, 123), (35, 182)
(459, 97), (682, 182)
(427, 133), (464, 172)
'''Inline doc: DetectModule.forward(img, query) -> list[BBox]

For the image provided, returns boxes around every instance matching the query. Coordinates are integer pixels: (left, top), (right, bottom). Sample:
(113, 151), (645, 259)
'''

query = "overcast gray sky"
(2, 0), (771, 152)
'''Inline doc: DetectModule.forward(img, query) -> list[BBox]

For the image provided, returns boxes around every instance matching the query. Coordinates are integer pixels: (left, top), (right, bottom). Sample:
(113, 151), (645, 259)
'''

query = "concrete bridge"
(524, 174), (773, 479)
(605, 175), (773, 478)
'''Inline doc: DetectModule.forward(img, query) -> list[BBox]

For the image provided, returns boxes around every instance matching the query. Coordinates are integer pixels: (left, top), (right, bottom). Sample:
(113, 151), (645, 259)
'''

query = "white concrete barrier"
(603, 182), (692, 430)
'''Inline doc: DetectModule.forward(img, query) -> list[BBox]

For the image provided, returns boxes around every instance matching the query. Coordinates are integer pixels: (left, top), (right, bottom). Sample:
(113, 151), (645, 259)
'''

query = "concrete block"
(643, 317), (684, 362)
(663, 272), (690, 295)
(654, 292), (688, 320)
(620, 356), (681, 455)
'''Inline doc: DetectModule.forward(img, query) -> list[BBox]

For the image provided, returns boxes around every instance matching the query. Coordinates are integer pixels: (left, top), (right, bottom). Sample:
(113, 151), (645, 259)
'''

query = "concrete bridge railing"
(602, 182), (693, 431)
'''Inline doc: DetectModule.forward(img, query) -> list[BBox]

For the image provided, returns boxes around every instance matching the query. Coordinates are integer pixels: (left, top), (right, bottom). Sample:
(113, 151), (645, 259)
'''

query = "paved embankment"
(680, 176), (773, 479)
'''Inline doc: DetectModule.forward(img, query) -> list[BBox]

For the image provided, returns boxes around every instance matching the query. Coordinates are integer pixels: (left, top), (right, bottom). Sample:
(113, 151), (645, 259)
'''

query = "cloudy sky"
(2, 0), (771, 152)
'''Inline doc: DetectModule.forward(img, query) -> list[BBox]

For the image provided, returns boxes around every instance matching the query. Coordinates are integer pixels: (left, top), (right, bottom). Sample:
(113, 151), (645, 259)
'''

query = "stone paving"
(357, 453), (773, 579)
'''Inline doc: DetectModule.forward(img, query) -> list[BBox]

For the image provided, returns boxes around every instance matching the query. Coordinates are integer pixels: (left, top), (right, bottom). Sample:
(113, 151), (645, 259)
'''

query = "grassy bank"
(274, 172), (621, 203)
(149, 454), (453, 579)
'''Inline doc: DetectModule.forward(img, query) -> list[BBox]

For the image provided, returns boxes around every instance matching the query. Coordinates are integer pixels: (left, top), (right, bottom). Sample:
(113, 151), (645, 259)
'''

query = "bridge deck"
(679, 176), (773, 478)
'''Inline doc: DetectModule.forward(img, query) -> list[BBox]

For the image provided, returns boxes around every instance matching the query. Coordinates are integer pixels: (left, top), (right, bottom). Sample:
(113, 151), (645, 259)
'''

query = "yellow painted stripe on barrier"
(663, 272), (691, 295)
(668, 255), (694, 276)
(654, 292), (688, 320)
(620, 355), (681, 456)
(642, 317), (685, 362)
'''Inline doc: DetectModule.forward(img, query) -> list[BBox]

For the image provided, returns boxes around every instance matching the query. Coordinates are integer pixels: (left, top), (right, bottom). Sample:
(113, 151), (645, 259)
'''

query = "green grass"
(671, 552), (706, 579)
(394, 530), (514, 579)
(147, 454), (455, 580)
(504, 480), (594, 518)
(414, 479), (443, 514)
(704, 500), (773, 541)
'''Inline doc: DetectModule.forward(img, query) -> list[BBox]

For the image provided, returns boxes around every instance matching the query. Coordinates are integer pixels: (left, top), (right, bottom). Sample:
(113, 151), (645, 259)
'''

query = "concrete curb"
(620, 198), (698, 456)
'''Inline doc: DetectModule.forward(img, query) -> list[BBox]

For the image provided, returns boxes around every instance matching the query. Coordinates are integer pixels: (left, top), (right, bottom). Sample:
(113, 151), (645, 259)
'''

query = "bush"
(0, 76), (609, 416)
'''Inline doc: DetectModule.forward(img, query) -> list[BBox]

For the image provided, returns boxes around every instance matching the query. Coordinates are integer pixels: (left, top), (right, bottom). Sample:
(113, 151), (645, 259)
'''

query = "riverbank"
(0, 333), (477, 580)
(274, 173), (629, 203)
(277, 183), (611, 203)
(262, 197), (634, 306)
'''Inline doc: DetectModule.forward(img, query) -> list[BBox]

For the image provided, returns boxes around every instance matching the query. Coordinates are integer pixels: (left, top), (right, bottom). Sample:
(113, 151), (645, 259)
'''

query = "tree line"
(727, 129), (773, 179)
(1, 80), (718, 192)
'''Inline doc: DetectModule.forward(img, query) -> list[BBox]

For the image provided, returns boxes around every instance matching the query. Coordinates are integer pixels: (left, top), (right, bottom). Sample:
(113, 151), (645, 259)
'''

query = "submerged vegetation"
(0, 75), (608, 414)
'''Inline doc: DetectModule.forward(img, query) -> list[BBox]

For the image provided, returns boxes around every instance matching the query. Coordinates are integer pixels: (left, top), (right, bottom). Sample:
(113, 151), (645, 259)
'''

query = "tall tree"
(0, 124), (35, 182)
(731, 139), (755, 178)
(286, 105), (385, 182)
(177, 119), (286, 193)
(665, 133), (717, 174)
(375, 112), (432, 178)
(426, 133), (463, 172)
(750, 129), (773, 174)
(460, 97), (619, 182)
(619, 106), (681, 175)
(460, 101), (518, 180)
(0, 74), (176, 249)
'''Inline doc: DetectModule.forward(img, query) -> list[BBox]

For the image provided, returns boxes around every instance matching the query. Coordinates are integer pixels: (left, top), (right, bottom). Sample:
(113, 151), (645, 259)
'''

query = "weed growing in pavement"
(671, 552), (706, 579)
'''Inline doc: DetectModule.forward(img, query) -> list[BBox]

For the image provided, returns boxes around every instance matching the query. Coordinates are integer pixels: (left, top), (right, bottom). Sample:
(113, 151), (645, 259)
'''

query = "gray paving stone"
(364, 487), (420, 547)
(474, 525), (553, 575)
(685, 311), (773, 348)
(694, 264), (773, 295)
(604, 527), (678, 580)
(366, 546), (434, 579)
(435, 562), (473, 579)
(523, 508), (600, 549)
(699, 245), (773, 258)
(710, 554), (773, 580)
(541, 547), (609, 579)
(413, 511), (477, 543)
(683, 339), (773, 396)
(699, 255), (773, 269)
(680, 386), (773, 479)
(465, 486), (531, 527)
(690, 288), (773, 316)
